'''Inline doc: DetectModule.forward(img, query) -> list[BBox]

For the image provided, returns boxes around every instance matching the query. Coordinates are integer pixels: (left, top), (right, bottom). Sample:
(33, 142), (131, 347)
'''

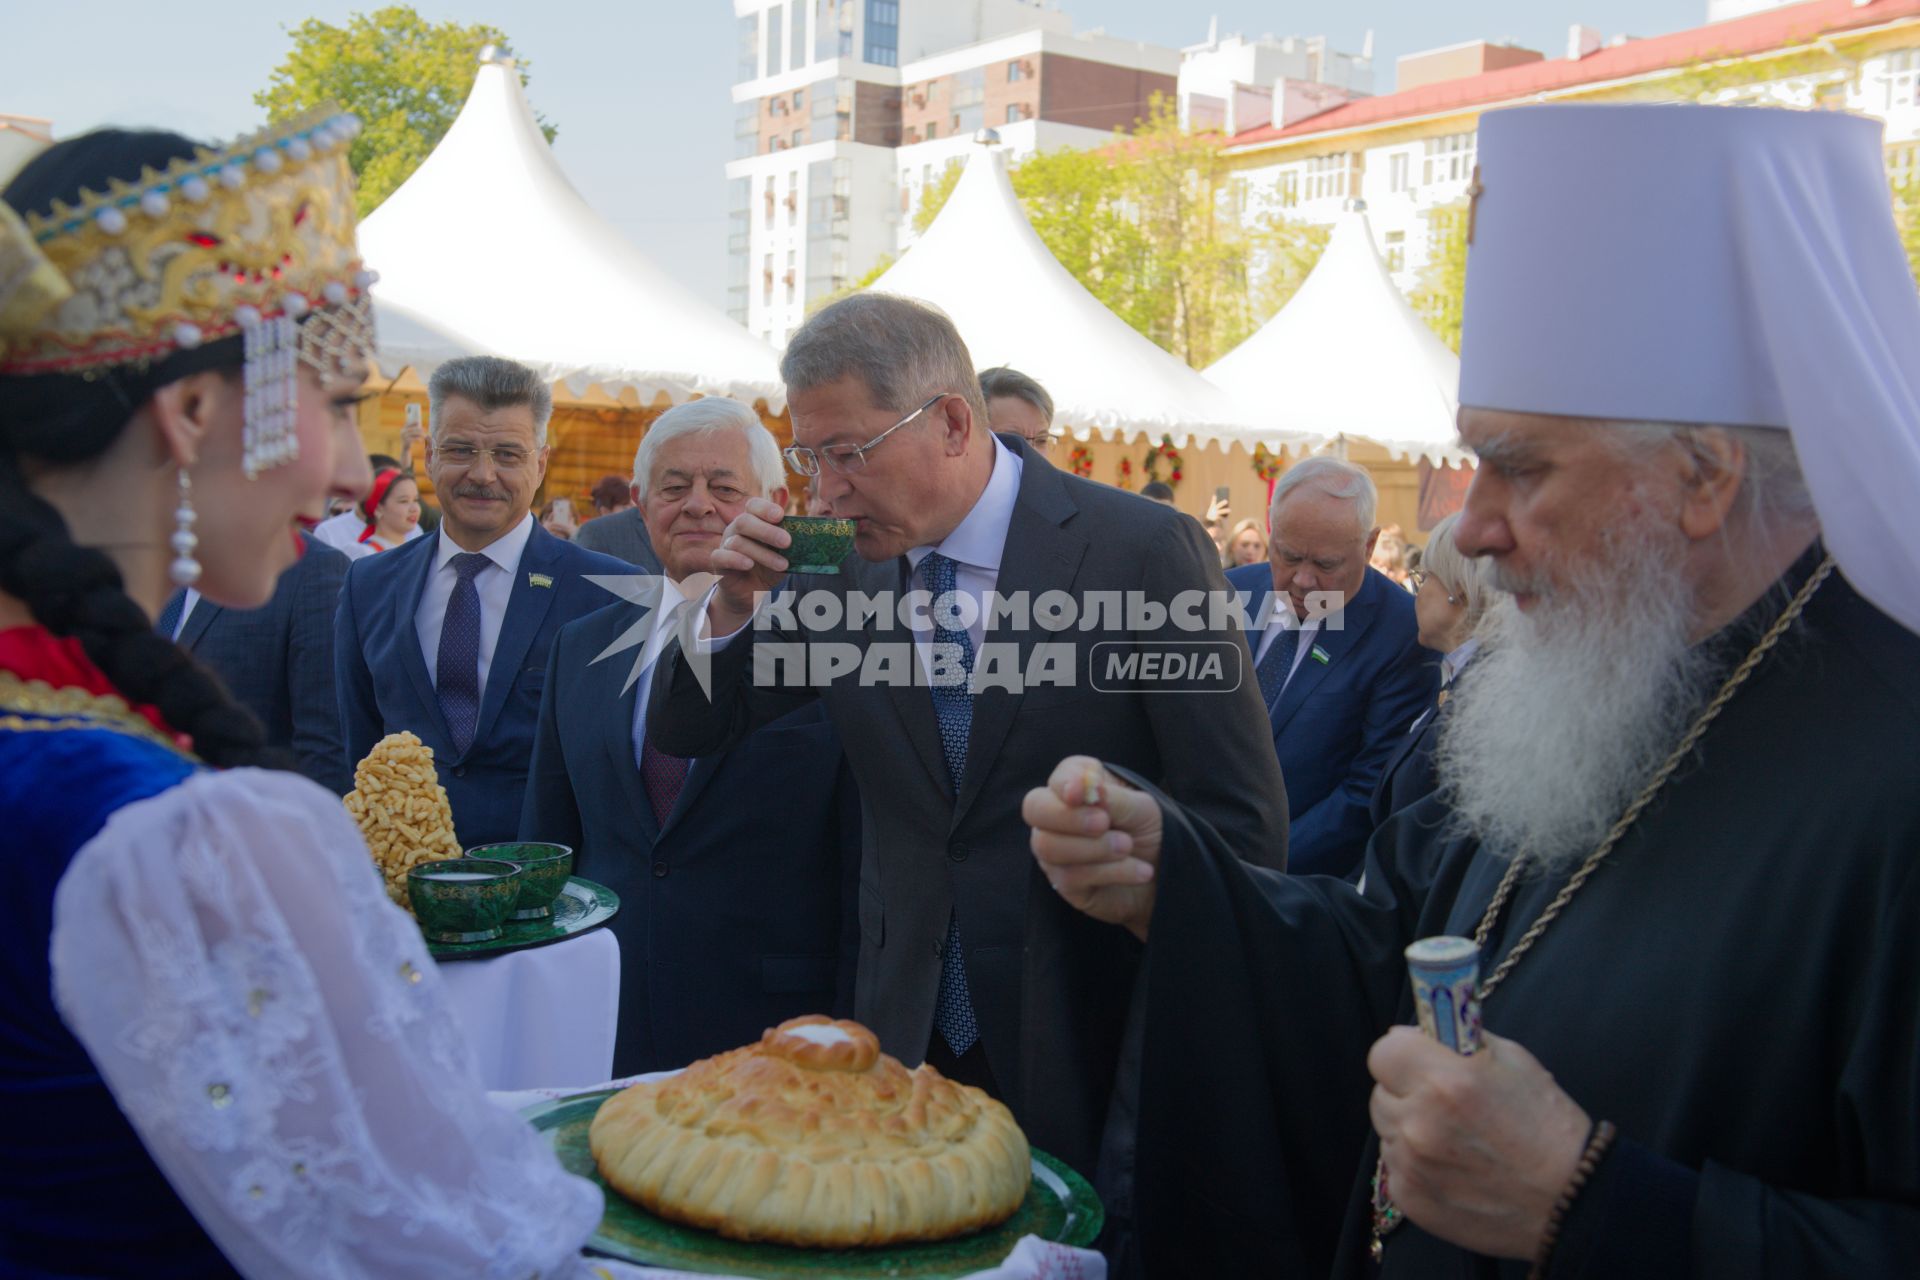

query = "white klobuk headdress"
(1460, 103), (1920, 636)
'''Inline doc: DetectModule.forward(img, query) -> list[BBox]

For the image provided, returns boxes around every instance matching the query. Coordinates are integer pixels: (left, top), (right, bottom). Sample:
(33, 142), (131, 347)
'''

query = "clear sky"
(10, 1), (1704, 307)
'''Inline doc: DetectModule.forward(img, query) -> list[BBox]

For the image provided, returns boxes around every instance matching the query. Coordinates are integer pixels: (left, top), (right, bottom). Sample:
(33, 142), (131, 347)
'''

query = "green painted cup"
(781, 516), (857, 574)
(466, 842), (574, 920)
(407, 858), (523, 943)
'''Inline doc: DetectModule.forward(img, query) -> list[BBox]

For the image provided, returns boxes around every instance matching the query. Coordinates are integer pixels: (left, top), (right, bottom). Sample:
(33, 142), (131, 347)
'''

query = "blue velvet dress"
(0, 674), (241, 1278)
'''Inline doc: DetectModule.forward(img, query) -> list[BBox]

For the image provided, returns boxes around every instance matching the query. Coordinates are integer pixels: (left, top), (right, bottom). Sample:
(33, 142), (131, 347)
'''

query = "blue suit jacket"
(1228, 563), (1439, 877)
(334, 521), (632, 847)
(520, 596), (861, 1076)
(178, 533), (351, 794)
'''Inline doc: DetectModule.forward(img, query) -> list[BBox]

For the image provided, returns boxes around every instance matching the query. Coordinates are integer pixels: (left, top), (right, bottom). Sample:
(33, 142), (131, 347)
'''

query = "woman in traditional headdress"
(347, 465), (420, 556)
(0, 114), (605, 1277)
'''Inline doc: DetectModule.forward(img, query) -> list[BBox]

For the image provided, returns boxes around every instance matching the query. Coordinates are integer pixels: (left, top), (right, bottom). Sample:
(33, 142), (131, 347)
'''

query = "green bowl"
(407, 858), (523, 943)
(466, 842), (575, 920)
(782, 515), (857, 574)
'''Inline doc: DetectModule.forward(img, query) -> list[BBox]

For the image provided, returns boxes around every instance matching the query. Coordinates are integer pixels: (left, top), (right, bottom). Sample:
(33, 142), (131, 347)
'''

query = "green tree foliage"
(912, 162), (963, 233)
(905, 96), (1327, 368)
(1411, 199), (1469, 353)
(255, 6), (555, 215)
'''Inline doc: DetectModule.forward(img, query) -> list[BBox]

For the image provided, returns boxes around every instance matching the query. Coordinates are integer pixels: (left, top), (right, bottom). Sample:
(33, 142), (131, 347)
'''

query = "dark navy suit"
(1370, 701), (1444, 830)
(520, 594), (860, 1076)
(334, 521), (631, 847)
(177, 534), (351, 794)
(1228, 563), (1438, 877)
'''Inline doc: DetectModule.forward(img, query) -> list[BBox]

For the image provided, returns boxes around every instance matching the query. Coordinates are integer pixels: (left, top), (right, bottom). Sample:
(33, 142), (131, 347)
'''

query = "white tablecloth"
(440, 927), (620, 1090)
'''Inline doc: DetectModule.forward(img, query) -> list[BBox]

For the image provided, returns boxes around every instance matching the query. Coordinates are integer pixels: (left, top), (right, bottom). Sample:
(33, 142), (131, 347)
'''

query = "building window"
(1884, 50), (1920, 109)
(767, 6), (784, 76)
(924, 120), (938, 140)
(1389, 152), (1410, 193)
(738, 12), (761, 82)
(1422, 132), (1475, 186)
(1304, 153), (1349, 202)
(815, 0), (845, 61)
(763, 253), (774, 305)
(952, 67), (986, 135)
(786, 249), (798, 303)
(793, 128), (805, 147)
(792, 1), (807, 70)
(1384, 230), (1405, 273)
(763, 176), (776, 227)
(1007, 59), (1026, 82)
(865, 0), (899, 67)
(1005, 103), (1028, 124)
(1278, 170), (1299, 209)
(787, 171), (800, 224)
(734, 99), (760, 159)
(793, 90), (804, 109)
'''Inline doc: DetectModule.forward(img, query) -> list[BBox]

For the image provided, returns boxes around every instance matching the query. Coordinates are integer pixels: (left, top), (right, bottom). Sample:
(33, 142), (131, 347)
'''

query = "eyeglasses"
(1026, 432), (1061, 452)
(1408, 568), (1460, 604)
(436, 443), (534, 472)
(783, 393), (947, 478)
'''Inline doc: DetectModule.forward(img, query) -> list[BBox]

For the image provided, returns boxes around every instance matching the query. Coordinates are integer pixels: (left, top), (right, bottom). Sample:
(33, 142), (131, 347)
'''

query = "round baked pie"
(587, 1016), (1031, 1246)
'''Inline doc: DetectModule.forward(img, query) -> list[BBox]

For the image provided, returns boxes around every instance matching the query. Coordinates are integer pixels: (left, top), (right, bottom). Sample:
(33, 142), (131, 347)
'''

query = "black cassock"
(1121, 551), (1920, 1279)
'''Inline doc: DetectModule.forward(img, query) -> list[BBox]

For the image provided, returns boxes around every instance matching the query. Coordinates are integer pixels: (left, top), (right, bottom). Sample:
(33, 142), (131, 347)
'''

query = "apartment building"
(725, 0), (1186, 347)
(1220, 0), (1920, 305)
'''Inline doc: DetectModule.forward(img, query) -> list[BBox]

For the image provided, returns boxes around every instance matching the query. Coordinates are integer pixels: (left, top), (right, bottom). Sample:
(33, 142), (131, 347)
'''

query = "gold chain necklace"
(1368, 554), (1834, 1263)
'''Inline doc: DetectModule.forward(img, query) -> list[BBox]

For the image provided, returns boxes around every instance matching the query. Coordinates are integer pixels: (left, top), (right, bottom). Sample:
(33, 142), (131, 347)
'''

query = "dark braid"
(0, 129), (294, 770)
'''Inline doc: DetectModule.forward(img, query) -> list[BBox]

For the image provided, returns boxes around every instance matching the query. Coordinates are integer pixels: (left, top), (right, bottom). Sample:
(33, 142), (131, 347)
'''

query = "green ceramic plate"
(427, 876), (619, 961)
(523, 1089), (1103, 1278)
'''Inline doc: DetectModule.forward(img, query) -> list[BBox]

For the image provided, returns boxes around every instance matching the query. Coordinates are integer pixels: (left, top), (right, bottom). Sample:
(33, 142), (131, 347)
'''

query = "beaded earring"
(169, 468), (201, 588)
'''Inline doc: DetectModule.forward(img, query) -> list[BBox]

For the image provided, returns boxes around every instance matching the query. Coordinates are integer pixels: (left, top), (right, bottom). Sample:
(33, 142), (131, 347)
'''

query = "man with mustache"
(335, 355), (629, 845)
(1026, 104), (1920, 1277)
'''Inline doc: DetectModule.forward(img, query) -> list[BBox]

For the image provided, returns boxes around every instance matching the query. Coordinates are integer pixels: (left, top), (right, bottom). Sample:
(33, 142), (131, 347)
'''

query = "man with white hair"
(520, 398), (859, 1075)
(1025, 103), (1920, 1277)
(1228, 456), (1437, 876)
(336, 355), (630, 845)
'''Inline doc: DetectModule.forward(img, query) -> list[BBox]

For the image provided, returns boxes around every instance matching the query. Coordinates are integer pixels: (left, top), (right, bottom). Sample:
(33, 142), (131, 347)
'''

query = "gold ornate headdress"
(0, 105), (378, 476)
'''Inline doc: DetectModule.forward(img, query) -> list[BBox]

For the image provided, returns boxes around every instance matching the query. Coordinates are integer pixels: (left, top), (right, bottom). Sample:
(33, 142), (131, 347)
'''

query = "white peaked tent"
(1206, 206), (1470, 467)
(359, 53), (784, 408)
(871, 144), (1307, 449)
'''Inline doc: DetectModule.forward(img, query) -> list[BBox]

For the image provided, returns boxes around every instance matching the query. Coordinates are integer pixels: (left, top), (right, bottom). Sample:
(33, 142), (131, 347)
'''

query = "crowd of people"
(2, 96), (1918, 1280)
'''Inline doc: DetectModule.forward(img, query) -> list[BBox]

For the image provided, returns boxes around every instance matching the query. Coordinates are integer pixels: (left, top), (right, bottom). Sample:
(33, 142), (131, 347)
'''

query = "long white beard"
(1435, 524), (1721, 874)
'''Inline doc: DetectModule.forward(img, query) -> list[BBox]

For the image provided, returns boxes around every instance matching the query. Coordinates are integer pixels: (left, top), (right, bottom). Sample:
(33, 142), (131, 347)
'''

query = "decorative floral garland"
(1252, 444), (1283, 483)
(1142, 434), (1183, 487)
(1116, 457), (1134, 490)
(1067, 444), (1094, 478)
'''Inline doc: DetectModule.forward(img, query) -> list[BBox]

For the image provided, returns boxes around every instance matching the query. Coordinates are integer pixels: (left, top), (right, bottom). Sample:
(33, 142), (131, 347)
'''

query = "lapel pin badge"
(1310, 644), (1331, 665)
(528, 573), (554, 589)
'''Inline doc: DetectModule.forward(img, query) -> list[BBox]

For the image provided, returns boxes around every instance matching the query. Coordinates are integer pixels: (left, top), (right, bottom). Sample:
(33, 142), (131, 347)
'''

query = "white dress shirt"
(628, 578), (689, 767)
(903, 435), (1024, 678)
(1251, 591), (1325, 697)
(415, 514), (536, 706)
(166, 588), (200, 641)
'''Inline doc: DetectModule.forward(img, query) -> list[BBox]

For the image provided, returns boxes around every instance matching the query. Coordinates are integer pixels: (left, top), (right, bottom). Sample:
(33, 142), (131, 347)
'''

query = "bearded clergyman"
(1026, 104), (1920, 1279)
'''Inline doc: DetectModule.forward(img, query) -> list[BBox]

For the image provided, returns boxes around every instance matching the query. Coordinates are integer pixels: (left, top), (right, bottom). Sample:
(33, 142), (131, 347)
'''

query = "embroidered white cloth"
(441, 927), (619, 1091)
(49, 768), (606, 1279)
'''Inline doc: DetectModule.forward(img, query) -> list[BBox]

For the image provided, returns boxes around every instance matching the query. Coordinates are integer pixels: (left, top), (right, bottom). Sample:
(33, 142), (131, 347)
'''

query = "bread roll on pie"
(588, 1016), (1031, 1246)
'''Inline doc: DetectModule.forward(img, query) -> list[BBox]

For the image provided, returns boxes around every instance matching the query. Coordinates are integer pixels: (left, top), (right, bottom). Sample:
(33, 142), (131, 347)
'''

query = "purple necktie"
(639, 737), (691, 826)
(436, 552), (491, 755)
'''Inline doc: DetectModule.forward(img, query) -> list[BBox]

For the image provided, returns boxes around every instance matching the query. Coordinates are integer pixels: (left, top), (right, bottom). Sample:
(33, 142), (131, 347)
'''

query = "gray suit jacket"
(178, 534), (352, 793)
(650, 437), (1288, 1177)
(573, 507), (662, 573)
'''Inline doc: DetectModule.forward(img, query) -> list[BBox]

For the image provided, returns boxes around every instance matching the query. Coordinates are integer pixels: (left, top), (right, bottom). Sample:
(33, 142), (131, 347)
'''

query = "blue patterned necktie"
(923, 551), (981, 1057)
(1255, 615), (1302, 711)
(154, 590), (187, 641)
(436, 552), (492, 755)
